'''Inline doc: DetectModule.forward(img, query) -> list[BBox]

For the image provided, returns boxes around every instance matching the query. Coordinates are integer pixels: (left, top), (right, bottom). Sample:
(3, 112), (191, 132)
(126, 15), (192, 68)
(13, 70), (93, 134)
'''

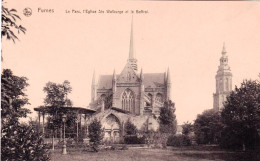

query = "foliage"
(1, 69), (30, 125)
(1, 1), (26, 43)
(124, 119), (137, 135)
(43, 80), (72, 108)
(124, 135), (146, 144)
(220, 80), (260, 150)
(158, 100), (177, 134)
(1, 123), (50, 161)
(182, 122), (193, 136)
(194, 109), (222, 145)
(167, 134), (191, 147)
(157, 100), (177, 148)
(1, 69), (50, 160)
(43, 80), (73, 130)
(88, 118), (104, 146)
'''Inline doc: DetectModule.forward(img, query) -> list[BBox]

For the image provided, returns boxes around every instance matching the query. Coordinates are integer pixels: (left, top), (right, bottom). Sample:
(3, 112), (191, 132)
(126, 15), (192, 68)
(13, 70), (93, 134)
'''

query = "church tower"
(127, 17), (138, 71)
(213, 44), (232, 111)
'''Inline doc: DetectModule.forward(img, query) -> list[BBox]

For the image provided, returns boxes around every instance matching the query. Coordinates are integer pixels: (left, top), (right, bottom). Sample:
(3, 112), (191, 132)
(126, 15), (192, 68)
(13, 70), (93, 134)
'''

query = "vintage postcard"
(1, 0), (260, 160)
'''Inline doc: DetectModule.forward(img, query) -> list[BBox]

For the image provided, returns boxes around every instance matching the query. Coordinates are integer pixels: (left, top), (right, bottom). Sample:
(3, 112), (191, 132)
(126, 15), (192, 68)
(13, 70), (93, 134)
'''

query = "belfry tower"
(213, 43), (233, 111)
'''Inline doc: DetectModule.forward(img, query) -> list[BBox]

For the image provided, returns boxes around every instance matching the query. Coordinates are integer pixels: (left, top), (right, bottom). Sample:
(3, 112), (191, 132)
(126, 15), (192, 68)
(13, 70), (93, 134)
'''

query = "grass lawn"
(50, 146), (260, 161)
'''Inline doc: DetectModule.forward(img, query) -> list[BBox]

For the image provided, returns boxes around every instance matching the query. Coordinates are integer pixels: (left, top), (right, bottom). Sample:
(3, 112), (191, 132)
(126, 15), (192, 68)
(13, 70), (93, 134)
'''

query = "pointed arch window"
(122, 89), (135, 113)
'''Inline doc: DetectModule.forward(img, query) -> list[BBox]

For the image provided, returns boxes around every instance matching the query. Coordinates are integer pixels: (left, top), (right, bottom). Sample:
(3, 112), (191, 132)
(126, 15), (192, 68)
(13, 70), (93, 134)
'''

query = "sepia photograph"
(1, 0), (260, 160)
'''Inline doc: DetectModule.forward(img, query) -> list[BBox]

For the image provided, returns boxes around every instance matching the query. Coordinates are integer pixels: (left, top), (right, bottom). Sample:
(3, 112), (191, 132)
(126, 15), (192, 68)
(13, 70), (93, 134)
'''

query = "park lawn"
(50, 147), (260, 161)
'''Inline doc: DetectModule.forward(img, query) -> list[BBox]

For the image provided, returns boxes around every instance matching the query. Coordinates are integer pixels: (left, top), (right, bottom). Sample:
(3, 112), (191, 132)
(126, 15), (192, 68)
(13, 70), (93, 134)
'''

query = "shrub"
(88, 118), (103, 146)
(124, 135), (146, 144)
(124, 119), (137, 135)
(1, 123), (50, 161)
(167, 134), (191, 146)
(194, 109), (222, 145)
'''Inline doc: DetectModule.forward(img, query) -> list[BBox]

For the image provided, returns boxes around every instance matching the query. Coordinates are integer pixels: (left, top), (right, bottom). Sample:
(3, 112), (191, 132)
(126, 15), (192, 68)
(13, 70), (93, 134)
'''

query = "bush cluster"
(1, 123), (50, 161)
(124, 135), (146, 144)
(167, 134), (191, 146)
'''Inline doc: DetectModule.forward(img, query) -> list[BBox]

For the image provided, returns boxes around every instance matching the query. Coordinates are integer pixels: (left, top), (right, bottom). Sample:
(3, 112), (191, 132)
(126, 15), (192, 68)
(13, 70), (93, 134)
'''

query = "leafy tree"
(1, 69), (30, 126)
(182, 122), (193, 136)
(43, 80), (73, 135)
(1, 69), (50, 160)
(158, 100), (177, 148)
(220, 80), (260, 150)
(88, 118), (103, 151)
(124, 119), (137, 135)
(43, 80), (72, 108)
(1, 1), (26, 61)
(1, 1), (26, 43)
(193, 109), (222, 144)
(158, 100), (177, 134)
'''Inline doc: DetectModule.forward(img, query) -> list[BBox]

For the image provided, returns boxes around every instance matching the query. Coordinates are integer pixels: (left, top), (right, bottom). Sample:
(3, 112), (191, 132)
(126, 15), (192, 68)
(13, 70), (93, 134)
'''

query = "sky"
(2, 0), (260, 124)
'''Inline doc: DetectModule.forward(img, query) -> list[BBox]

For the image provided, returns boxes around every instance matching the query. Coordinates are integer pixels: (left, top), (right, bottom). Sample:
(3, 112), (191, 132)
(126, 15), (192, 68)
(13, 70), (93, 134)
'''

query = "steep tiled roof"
(97, 75), (118, 89)
(143, 73), (165, 88)
(97, 73), (165, 89)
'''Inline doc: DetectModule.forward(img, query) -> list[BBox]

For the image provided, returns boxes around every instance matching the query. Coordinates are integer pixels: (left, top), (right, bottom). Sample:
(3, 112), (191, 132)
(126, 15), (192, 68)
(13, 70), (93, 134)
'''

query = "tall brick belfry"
(213, 43), (233, 111)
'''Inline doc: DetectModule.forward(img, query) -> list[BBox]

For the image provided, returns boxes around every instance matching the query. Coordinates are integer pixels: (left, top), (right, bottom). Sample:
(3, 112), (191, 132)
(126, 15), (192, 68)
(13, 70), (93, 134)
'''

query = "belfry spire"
(127, 16), (138, 71)
(213, 43), (232, 111)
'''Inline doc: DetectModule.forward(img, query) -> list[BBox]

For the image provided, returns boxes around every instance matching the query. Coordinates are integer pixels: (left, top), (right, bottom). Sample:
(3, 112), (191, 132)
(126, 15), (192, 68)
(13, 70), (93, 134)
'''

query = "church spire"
(219, 43), (229, 66)
(222, 42), (227, 55)
(129, 16), (135, 60)
(140, 68), (144, 81)
(113, 69), (116, 80)
(127, 16), (138, 71)
(92, 70), (96, 85)
(167, 67), (171, 83)
(91, 70), (97, 102)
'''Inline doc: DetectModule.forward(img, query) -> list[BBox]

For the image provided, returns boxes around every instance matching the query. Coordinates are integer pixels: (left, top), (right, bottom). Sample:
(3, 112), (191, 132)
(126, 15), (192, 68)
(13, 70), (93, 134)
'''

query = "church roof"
(143, 73), (165, 88)
(97, 73), (165, 89)
(97, 75), (118, 89)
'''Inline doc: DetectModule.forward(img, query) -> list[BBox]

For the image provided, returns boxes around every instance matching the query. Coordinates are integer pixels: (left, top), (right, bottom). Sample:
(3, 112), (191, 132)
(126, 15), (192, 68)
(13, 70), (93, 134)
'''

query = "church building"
(87, 19), (171, 142)
(213, 44), (233, 111)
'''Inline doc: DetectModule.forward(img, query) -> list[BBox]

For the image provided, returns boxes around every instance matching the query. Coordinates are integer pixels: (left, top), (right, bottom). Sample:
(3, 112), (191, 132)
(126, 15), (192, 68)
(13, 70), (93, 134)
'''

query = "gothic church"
(87, 20), (171, 141)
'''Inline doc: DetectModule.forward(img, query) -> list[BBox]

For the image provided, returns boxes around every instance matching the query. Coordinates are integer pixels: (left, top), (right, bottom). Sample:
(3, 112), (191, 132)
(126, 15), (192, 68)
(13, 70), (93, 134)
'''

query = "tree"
(1, 69), (50, 160)
(43, 80), (73, 135)
(182, 122), (193, 136)
(158, 100), (177, 134)
(88, 118), (103, 151)
(1, 69), (30, 126)
(193, 109), (222, 145)
(1, 1), (26, 61)
(158, 100), (177, 148)
(1, 1), (26, 43)
(43, 80), (72, 108)
(124, 119), (137, 135)
(220, 80), (260, 150)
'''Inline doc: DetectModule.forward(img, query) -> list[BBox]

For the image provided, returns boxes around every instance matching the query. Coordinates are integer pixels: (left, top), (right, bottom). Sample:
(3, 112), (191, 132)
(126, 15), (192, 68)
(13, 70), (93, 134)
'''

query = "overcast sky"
(2, 0), (260, 124)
